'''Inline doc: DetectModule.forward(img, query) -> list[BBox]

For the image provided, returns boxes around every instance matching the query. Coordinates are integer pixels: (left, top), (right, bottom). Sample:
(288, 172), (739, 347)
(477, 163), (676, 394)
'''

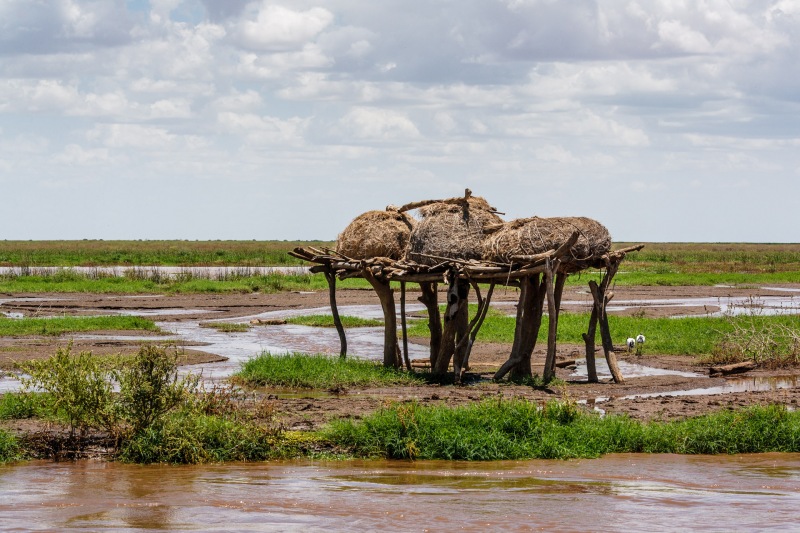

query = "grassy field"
(0, 271), (371, 294)
(235, 352), (426, 389)
(0, 240), (332, 266)
(0, 316), (159, 336)
(404, 307), (800, 357)
(0, 241), (798, 292)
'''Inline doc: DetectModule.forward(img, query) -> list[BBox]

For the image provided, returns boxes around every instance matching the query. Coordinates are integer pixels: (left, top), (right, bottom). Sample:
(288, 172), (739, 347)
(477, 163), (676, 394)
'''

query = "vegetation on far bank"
(0, 240), (331, 267)
(0, 241), (798, 293)
(0, 271), (370, 294)
(0, 316), (159, 337)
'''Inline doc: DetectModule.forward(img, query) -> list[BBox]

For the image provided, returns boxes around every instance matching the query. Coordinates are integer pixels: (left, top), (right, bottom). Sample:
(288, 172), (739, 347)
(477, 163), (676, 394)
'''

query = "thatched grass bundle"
(336, 210), (414, 260)
(483, 216), (611, 263)
(406, 196), (504, 265)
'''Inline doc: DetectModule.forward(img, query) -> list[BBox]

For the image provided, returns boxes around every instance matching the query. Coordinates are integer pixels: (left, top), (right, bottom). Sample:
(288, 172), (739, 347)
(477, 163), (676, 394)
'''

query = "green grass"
(285, 315), (384, 328)
(0, 316), (160, 337)
(565, 270), (800, 286)
(0, 429), (21, 463)
(200, 322), (251, 333)
(0, 272), (372, 294)
(325, 399), (800, 460)
(406, 308), (800, 356)
(0, 392), (56, 420)
(235, 352), (425, 389)
(118, 409), (297, 464)
(0, 240), (335, 266)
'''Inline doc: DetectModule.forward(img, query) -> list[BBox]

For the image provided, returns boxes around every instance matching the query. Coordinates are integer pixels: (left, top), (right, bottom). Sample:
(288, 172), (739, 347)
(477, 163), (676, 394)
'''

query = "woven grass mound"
(336, 210), (415, 260)
(483, 216), (611, 263)
(406, 196), (504, 265)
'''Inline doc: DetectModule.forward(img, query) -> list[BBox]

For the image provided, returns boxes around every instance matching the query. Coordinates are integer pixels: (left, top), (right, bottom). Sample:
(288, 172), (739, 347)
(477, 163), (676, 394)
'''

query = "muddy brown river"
(1, 454), (799, 531)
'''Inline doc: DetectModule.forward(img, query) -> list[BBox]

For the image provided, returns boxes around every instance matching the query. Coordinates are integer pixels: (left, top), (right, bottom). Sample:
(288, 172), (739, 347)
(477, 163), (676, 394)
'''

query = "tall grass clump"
(707, 314), (800, 367)
(0, 429), (21, 463)
(118, 410), (290, 464)
(325, 399), (800, 460)
(0, 392), (56, 420)
(236, 352), (424, 389)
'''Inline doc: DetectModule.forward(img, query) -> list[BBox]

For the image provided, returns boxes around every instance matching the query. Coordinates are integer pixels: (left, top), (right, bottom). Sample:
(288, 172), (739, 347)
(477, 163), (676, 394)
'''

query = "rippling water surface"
(1, 454), (799, 531)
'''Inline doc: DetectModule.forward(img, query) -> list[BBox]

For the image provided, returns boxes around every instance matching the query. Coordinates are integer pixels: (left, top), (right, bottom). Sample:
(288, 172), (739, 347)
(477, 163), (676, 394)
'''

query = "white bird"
(635, 334), (645, 355)
(626, 337), (636, 352)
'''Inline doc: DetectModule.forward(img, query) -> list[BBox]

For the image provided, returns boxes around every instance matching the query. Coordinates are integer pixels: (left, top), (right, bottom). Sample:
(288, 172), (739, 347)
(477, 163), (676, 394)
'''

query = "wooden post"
(418, 282), (442, 367)
(454, 282), (495, 383)
(543, 260), (560, 383)
(400, 281), (411, 371)
(589, 275), (624, 383)
(582, 304), (599, 383)
(494, 274), (546, 381)
(324, 268), (347, 358)
(364, 269), (401, 368)
(434, 270), (468, 376)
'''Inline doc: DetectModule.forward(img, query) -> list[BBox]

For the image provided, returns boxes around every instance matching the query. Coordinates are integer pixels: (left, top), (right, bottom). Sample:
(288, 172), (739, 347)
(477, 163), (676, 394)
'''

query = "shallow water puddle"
(579, 375), (800, 410)
(571, 358), (704, 380)
(1, 455), (799, 531)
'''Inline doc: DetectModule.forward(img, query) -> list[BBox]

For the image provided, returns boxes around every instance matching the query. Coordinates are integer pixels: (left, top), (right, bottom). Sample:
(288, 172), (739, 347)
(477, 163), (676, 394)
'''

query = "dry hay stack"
(483, 216), (611, 263)
(336, 210), (414, 260)
(406, 196), (504, 265)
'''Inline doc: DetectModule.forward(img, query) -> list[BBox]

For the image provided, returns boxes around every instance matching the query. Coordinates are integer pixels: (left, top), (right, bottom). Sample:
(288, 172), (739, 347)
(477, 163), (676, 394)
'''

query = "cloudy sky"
(1, 0), (798, 242)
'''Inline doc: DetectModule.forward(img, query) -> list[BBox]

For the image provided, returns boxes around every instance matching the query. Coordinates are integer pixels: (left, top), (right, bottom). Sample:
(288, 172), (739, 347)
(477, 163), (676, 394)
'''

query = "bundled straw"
(406, 196), (504, 265)
(336, 210), (415, 260)
(483, 216), (611, 263)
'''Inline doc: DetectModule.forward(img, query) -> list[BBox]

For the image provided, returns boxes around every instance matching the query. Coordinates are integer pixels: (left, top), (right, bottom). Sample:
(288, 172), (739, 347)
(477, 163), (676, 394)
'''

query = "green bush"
(115, 345), (198, 434)
(19, 344), (117, 438)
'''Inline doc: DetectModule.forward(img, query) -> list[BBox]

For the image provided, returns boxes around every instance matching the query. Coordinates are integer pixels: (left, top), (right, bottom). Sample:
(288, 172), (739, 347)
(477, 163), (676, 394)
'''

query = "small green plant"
(115, 345), (198, 435)
(19, 343), (118, 438)
(0, 429), (21, 463)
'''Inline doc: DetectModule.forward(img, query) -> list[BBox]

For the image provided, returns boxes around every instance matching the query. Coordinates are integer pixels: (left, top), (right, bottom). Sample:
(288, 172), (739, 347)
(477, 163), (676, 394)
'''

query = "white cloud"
(235, 4), (333, 51)
(217, 112), (309, 145)
(338, 107), (420, 140)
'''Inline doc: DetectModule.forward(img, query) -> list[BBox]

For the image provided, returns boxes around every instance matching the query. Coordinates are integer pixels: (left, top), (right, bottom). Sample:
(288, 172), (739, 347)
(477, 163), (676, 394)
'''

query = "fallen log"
(709, 360), (757, 376)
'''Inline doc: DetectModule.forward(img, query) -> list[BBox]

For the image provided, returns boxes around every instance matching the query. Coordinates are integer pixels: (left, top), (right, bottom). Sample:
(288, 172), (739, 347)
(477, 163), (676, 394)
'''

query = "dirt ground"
(2, 283), (800, 428)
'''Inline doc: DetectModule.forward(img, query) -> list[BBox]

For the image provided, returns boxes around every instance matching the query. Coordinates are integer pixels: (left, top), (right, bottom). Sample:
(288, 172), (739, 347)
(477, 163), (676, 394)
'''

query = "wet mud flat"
(1, 284), (800, 427)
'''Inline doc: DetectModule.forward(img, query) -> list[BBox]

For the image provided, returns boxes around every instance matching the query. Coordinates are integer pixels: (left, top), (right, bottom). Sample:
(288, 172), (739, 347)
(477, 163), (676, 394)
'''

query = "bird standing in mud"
(626, 337), (636, 353)
(636, 334), (645, 355)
